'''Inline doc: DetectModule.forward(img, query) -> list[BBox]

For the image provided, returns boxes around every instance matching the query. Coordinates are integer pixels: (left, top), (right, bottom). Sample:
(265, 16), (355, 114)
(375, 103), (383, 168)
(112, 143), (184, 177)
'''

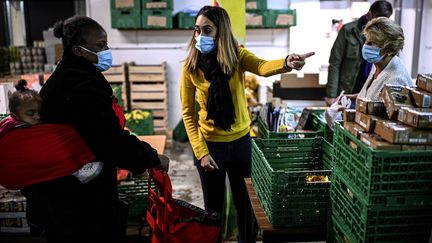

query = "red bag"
(146, 168), (221, 243)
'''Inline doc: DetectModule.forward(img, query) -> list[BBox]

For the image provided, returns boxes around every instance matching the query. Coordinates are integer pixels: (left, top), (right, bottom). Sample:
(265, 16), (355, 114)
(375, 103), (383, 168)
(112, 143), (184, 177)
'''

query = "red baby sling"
(146, 168), (221, 243)
(0, 98), (124, 190)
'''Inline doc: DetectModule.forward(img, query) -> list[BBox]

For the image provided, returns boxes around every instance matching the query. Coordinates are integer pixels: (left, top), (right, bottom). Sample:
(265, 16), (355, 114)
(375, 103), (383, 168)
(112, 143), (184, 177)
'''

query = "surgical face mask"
(195, 35), (216, 54)
(80, 46), (113, 72)
(362, 44), (383, 64)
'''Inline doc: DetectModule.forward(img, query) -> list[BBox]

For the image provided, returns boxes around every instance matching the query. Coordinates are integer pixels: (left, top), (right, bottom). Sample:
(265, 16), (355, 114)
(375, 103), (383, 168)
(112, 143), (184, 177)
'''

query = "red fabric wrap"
(0, 98), (125, 189)
(0, 124), (96, 189)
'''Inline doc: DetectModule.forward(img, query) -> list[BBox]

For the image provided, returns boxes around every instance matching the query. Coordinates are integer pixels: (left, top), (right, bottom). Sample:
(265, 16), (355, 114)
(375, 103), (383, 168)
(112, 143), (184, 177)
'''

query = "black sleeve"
(65, 78), (160, 173)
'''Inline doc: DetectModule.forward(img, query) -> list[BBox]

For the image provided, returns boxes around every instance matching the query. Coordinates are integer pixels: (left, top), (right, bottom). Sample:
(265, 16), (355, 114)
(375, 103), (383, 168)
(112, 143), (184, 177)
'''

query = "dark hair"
(369, 0), (393, 18)
(8, 80), (42, 113)
(53, 16), (104, 54)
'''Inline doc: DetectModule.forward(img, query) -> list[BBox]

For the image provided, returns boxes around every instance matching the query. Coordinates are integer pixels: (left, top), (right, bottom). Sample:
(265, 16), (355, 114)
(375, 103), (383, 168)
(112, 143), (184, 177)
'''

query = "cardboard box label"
(115, 0), (134, 8)
(146, 2), (168, 9)
(246, 14), (263, 26)
(147, 16), (167, 27)
(276, 14), (294, 26)
(246, 2), (258, 9)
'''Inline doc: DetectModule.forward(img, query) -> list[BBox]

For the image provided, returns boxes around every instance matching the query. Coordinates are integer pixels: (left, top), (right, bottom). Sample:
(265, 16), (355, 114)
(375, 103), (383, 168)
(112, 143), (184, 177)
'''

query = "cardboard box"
(397, 107), (432, 129)
(374, 120), (432, 144)
(0, 83), (15, 114)
(407, 86), (432, 108)
(360, 133), (401, 151)
(416, 73), (432, 93)
(344, 121), (365, 138)
(355, 112), (379, 132)
(381, 84), (413, 120)
(279, 73), (321, 88)
(343, 109), (356, 122)
(356, 98), (387, 116)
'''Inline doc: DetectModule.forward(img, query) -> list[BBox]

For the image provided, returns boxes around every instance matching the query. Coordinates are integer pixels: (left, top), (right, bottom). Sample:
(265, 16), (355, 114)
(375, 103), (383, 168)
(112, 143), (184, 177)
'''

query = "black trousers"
(194, 133), (256, 243)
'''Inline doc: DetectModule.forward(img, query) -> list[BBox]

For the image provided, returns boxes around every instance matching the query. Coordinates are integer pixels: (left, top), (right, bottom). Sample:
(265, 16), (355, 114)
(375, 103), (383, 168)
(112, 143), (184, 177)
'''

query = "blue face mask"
(195, 35), (216, 54)
(362, 44), (383, 64)
(80, 46), (113, 72)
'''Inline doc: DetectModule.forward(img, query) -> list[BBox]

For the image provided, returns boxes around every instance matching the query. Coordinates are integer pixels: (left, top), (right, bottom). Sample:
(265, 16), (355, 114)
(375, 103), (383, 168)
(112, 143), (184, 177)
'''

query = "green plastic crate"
(246, 10), (269, 28)
(142, 0), (173, 10)
(267, 9), (297, 27)
(142, 9), (173, 29)
(322, 139), (333, 170)
(125, 110), (154, 135)
(251, 138), (331, 227)
(333, 123), (432, 202)
(111, 0), (141, 29)
(309, 113), (333, 144)
(118, 176), (153, 219)
(174, 12), (197, 29)
(246, 0), (267, 10)
(257, 116), (321, 139)
(330, 175), (432, 243)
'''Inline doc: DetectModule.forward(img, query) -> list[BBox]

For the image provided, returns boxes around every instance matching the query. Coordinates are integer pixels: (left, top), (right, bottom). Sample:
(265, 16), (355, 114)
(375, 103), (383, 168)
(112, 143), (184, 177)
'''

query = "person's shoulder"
(341, 19), (359, 31)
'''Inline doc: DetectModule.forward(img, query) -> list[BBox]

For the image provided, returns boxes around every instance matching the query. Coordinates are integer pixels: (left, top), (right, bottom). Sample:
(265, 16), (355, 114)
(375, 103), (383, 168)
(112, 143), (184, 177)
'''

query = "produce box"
(374, 119), (432, 144)
(342, 109), (356, 122)
(252, 138), (331, 227)
(416, 73), (432, 93)
(406, 86), (432, 108)
(354, 112), (379, 133)
(267, 9), (297, 27)
(356, 98), (387, 117)
(174, 11), (197, 29)
(397, 107), (432, 128)
(343, 121), (365, 139)
(359, 133), (401, 151)
(381, 84), (413, 119)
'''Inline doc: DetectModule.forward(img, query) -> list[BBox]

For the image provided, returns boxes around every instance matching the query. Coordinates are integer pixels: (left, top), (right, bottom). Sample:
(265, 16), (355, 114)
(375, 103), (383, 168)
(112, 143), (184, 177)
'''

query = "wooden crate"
(103, 64), (127, 109)
(129, 62), (169, 139)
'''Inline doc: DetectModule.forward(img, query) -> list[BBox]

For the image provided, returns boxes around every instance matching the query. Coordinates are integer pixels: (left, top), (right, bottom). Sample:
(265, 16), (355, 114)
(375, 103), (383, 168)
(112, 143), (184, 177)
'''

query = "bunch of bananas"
(125, 110), (151, 120)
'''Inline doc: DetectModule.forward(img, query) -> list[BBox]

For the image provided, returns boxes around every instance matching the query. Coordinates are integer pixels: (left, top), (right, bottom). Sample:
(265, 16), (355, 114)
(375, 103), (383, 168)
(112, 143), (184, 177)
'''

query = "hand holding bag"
(146, 168), (221, 243)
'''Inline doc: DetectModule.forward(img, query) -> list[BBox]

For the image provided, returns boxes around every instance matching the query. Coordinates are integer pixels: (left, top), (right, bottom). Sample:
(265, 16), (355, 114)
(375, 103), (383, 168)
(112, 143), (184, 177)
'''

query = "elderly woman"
(357, 17), (413, 99)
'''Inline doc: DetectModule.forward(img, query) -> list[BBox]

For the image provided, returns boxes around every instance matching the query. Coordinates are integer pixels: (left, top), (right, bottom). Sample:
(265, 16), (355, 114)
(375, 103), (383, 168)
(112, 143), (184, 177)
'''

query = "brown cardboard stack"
(340, 80), (432, 150)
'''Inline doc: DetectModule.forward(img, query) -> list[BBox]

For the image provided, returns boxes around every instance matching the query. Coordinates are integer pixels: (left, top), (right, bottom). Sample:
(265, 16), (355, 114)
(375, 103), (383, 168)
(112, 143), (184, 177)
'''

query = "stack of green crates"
(246, 0), (267, 28)
(142, 0), (173, 29)
(246, 0), (296, 28)
(252, 138), (331, 227)
(257, 116), (320, 139)
(111, 0), (142, 29)
(308, 112), (334, 169)
(118, 175), (154, 220)
(330, 123), (432, 242)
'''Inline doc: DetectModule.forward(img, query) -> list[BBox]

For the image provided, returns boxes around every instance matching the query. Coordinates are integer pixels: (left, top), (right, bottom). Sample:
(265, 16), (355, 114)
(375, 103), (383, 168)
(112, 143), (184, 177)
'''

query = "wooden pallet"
(129, 63), (169, 141)
(103, 64), (127, 109)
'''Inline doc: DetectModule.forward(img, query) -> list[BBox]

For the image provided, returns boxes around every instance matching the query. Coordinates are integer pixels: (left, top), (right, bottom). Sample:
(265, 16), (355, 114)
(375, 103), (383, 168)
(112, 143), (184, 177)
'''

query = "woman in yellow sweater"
(180, 5), (314, 242)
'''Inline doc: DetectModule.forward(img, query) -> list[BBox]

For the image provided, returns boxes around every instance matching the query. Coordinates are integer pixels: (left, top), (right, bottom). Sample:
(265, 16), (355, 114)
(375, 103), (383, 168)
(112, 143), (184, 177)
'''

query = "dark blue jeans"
(194, 133), (255, 243)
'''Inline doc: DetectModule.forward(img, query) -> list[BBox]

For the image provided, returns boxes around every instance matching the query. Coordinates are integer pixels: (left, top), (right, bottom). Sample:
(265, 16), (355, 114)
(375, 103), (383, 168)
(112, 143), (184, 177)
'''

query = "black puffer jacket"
(22, 53), (160, 243)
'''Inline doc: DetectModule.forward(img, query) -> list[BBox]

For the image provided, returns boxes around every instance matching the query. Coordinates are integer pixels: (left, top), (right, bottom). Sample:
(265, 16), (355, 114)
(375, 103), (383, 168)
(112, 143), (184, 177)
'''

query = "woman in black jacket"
(22, 16), (166, 243)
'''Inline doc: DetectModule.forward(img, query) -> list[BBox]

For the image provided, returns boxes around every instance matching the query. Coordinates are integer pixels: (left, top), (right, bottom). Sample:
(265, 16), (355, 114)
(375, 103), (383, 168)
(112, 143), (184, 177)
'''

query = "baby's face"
(14, 101), (41, 125)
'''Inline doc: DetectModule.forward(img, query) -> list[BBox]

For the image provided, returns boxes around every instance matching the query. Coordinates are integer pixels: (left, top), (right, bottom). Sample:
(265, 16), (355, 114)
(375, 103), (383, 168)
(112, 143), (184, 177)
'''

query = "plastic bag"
(324, 91), (351, 130)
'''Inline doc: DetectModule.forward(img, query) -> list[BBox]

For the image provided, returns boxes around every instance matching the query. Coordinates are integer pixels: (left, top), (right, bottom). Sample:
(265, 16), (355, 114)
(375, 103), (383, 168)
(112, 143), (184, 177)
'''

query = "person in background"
(180, 5), (314, 243)
(325, 0), (393, 105)
(21, 16), (168, 243)
(356, 17), (413, 99)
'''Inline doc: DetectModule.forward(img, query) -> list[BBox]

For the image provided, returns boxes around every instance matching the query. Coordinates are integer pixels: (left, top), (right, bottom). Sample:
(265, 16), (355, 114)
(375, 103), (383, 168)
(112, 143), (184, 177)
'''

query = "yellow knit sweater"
(180, 48), (287, 160)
